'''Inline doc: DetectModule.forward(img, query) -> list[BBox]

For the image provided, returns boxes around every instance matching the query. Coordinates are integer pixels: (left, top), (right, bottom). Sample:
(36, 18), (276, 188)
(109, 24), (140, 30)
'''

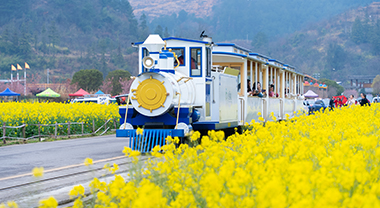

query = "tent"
(333, 95), (347, 104)
(304, 90), (319, 98)
(0, 88), (20, 100)
(69, 88), (89, 97)
(0, 88), (20, 96)
(36, 88), (60, 97)
(95, 90), (104, 95)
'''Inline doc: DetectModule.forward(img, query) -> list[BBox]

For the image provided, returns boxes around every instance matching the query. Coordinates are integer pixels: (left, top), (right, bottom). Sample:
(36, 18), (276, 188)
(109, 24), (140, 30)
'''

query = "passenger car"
(308, 100), (327, 114)
(71, 94), (115, 104)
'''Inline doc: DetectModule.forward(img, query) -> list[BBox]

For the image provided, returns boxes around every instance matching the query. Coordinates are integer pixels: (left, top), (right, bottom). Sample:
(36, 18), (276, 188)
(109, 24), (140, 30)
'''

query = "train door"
(205, 47), (212, 120)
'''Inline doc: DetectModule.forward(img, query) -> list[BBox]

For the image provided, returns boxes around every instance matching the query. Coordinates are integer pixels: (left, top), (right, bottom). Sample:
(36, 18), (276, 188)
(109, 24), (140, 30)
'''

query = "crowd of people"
(244, 80), (376, 109)
(329, 93), (371, 109)
(246, 80), (283, 98)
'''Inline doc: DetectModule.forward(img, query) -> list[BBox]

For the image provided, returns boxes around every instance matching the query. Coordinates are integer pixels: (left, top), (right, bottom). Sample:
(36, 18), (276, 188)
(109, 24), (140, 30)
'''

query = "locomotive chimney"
(142, 34), (165, 65)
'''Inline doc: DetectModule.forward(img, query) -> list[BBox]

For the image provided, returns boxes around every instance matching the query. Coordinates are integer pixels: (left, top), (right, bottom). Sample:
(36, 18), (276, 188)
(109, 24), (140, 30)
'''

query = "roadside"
(0, 129), (117, 147)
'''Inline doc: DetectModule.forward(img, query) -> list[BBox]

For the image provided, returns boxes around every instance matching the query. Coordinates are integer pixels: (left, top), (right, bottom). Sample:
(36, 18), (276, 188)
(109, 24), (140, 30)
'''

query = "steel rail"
(0, 157), (149, 192)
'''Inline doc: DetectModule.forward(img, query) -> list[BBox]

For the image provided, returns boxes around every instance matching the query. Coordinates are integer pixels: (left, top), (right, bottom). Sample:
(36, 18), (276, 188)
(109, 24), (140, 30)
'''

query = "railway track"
(0, 156), (150, 207)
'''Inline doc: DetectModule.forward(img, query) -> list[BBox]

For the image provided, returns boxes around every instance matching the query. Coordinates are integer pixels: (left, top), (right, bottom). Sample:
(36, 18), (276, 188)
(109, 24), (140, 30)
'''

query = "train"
(116, 34), (305, 152)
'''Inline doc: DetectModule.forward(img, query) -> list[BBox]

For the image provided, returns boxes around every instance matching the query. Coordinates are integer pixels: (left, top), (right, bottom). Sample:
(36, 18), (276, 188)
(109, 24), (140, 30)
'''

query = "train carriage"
(116, 34), (305, 152)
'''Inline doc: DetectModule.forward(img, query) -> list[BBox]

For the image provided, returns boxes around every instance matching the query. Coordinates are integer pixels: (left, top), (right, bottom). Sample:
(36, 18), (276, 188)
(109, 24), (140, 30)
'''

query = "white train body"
(116, 34), (305, 151)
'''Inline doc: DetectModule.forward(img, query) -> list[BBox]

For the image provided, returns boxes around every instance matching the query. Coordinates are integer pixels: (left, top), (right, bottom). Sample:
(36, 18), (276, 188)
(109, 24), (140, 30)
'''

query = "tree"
(2, 27), (9, 42)
(71, 69), (103, 91)
(48, 21), (60, 53)
(105, 69), (131, 95)
(251, 32), (268, 49)
(139, 13), (150, 39)
(372, 75), (380, 95)
(164, 27), (170, 38)
(99, 53), (108, 76)
(154, 25), (164, 37)
(325, 43), (346, 71)
(18, 23), (32, 59)
(351, 17), (364, 44)
(371, 20), (380, 55)
(320, 78), (344, 96)
(112, 45), (124, 67)
(41, 24), (47, 54)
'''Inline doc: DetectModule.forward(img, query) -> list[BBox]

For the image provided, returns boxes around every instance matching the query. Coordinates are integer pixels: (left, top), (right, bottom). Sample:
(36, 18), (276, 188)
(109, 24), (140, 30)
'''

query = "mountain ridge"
(256, 2), (380, 81)
(129, 0), (217, 19)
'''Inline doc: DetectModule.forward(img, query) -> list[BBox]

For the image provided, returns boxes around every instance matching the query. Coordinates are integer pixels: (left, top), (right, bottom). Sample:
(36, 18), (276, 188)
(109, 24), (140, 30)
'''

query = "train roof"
(134, 36), (209, 45)
(133, 35), (303, 75)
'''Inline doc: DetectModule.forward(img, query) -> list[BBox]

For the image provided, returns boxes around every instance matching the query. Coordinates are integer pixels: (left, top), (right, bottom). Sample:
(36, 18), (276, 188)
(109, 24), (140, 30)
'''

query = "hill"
(144, 0), (374, 41)
(251, 2), (380, 83)
(0, 0), (141, 81)
(129, 0), (217, 18)
(0, 0), (378, 86)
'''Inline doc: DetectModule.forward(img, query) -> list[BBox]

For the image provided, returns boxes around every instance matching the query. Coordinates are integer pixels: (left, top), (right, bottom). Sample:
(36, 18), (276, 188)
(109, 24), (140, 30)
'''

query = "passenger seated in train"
(237, 79), (252, 93)
(175, 55), (197, 69)
(250, 82), (265, 97)
(285, 88), (290, 97)
(268, 84), (279, 98)
(247, 79), (252, 93)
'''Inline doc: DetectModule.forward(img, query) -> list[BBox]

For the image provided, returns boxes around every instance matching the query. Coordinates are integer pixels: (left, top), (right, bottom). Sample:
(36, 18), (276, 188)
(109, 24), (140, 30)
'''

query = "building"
(346, 75), (376, 93)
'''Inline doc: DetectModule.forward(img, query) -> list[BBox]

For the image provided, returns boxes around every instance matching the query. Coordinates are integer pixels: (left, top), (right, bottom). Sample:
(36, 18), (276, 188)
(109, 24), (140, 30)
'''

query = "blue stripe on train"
(119, 107), (193, 126)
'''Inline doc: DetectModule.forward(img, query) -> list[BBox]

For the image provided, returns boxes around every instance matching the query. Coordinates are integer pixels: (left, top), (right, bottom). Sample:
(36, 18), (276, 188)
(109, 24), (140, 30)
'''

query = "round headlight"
(142, 56), (154, 69)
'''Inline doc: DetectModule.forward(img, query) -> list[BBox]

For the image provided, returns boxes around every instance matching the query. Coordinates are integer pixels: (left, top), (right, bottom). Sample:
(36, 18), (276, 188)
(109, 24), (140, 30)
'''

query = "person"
(329, 97), (335, 110)
(338, 98), (344, 107)
(121, 97), (127, 105)
(346, 95), (355, 106)
(359, 93), (371, 106)
(269, 84), (275, 97)
(251, 82), (264, 97)
(176, 55), (184, 66)
(247, 79), (252, 94)
(268, 84), (278, 97)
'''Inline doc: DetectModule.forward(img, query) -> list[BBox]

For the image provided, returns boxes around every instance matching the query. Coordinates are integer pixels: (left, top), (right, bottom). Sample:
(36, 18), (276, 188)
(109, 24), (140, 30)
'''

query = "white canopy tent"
(304, 90), (319, 98)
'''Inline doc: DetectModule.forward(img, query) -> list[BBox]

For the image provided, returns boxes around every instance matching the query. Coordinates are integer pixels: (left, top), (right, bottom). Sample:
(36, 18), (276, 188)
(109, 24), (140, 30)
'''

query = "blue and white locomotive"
(116, 34), (305, 152)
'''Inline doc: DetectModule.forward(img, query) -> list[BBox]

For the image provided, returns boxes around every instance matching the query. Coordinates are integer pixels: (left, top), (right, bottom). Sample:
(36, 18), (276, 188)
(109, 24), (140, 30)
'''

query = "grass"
(0, 130), (117, 147)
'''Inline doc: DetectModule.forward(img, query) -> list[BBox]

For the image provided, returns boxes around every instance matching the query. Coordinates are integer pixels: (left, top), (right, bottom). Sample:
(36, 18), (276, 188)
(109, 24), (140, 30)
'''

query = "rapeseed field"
(0, 102), (119, 138)
(3, 104), (380, 208)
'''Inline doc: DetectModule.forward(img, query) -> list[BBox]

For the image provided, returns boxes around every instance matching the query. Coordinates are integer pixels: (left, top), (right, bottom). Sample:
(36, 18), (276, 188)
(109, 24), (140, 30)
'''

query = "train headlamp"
(142, 56), (154, 69)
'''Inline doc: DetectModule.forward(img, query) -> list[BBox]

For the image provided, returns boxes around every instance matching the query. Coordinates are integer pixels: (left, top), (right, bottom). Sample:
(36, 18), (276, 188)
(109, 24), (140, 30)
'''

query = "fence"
(1, 118), (120, 144)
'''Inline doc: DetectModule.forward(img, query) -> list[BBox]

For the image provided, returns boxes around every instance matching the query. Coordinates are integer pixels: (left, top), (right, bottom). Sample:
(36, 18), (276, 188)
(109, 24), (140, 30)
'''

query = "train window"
(142, 48), (149, 72)
(168, 47), (185, 67)
(190, 47), (202, 77)
(206, 47), (211, 77)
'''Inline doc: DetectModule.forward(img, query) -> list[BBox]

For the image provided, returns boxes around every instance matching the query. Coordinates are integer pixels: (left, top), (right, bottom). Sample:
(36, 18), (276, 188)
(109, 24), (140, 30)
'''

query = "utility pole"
(47, 68), (49, 85)
(24, 62), (30, 98)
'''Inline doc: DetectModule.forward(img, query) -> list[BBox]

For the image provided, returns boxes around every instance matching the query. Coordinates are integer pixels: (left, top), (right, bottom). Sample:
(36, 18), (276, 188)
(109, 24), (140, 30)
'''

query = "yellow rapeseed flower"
(6, 201), (17, 208)
(69, 185), (85, 198)
(136, 127), (143, 135)
(42, 104), (380, 207)
(32, 167), (44, 178)
(38, 196), (58, 208)
(84, 158), (93, 166)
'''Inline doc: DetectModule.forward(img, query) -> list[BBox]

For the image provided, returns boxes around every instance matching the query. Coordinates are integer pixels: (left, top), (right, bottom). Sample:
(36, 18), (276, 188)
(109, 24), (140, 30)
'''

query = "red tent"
(333, 95), (347, 104)
(69, 88), (90, 97)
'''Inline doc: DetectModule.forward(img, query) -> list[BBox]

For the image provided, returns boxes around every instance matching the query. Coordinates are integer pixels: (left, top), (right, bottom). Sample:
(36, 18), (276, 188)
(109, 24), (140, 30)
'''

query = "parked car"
(115, 94), (131, 105)
(71, 94), (115, 105)
(308, 100), (327, 114)
(304, 100), (314, 106)
(372, 97), (380, 103)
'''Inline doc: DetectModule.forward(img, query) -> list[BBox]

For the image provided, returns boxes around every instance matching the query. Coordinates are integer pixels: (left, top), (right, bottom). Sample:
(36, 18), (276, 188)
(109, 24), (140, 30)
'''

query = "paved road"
(0, 134), (128, 179)
(0, 134), (134, 206)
